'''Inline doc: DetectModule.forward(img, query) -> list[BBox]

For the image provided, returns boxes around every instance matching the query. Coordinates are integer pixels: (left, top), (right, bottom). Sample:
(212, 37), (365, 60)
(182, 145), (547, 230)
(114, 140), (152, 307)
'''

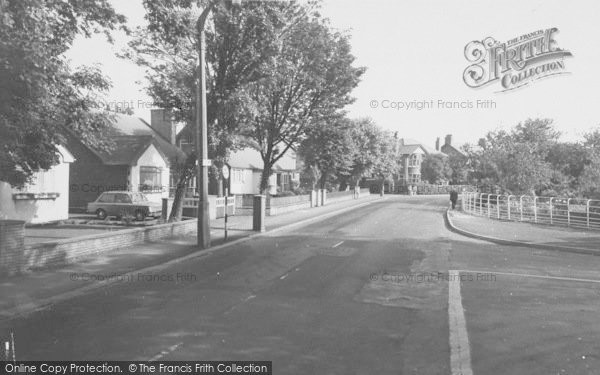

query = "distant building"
(227, 148), (298, 195)
(176, 121), (298, 196)
(437, 134), (467, 160)
(396, 138), (431, 186)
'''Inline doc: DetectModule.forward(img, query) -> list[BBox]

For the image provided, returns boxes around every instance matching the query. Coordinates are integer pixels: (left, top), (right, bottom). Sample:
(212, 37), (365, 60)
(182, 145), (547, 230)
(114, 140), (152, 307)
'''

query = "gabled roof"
(441, 143), (468, 158)
(398, 144), (424, 155)
(228, 147), (296, 171)
(82, 114), (186, 166)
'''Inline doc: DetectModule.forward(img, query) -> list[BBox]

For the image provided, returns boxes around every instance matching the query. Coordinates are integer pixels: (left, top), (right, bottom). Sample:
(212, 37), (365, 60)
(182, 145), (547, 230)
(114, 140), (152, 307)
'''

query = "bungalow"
(0, 145), (75, 223)
(174, 121), (298, 196)
(227, 148), (298, 195)
(67, 111), (185, 210)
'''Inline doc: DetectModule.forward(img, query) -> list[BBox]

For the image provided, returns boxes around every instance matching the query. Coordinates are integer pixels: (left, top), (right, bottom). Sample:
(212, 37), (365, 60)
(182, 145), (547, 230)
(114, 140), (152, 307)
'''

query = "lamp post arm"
(196, 1), (217, 37)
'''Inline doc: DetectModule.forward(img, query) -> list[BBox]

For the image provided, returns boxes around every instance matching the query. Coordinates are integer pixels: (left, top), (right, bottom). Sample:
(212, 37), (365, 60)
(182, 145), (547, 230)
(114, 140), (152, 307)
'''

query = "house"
(227, 148), (298, 195)
(175, 121), (298, 196)
(396, 138), (431, 186)
(0, 145), (75, 223)
(436, 134), (468, 160)
(67, 111), (186, 210)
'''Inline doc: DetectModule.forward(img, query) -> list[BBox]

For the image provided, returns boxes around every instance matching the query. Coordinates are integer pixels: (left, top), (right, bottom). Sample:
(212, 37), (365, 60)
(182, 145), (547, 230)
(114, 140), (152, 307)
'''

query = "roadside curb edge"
(444, 209), (600, 256)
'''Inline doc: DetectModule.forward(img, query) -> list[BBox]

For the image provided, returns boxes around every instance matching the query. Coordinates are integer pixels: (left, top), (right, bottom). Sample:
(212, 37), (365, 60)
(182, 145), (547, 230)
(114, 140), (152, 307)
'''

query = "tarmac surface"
(2, 195), (600, 374)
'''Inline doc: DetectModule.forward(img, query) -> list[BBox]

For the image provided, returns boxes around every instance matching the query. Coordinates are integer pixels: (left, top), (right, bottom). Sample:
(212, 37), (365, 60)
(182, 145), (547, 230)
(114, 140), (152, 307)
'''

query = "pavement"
(0, 194), (381, 318)
(447, 208), (600, 255)
(3, 195), (600, 374)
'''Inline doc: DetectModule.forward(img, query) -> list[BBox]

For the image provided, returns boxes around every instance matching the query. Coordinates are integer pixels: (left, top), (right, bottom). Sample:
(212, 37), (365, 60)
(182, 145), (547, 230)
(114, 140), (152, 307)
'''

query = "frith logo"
(463, 28), (573, 92)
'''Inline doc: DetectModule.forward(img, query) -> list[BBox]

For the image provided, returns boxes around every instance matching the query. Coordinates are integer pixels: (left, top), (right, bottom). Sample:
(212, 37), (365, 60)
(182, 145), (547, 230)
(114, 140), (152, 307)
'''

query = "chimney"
(151, 109), (176, 144)
(445, 134), (452, 146)
(435, 137), (440, 151)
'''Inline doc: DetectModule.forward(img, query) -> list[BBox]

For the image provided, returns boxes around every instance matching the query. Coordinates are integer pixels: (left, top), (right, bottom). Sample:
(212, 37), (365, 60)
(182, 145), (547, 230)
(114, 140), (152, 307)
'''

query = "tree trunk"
(318, 170), (328, 190)
(168, 181), (186, 222)
(259, 163), (273, 195)
(168, 153), (196, 222)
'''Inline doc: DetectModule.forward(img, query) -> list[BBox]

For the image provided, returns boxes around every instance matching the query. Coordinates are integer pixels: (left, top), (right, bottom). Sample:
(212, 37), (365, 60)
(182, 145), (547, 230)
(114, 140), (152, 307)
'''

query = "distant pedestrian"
(450, 190), (458, 209)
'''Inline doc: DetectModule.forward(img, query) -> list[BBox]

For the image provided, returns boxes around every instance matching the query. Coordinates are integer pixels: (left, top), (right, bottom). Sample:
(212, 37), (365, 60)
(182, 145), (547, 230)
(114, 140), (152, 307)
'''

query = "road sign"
(222, 165), (230, 180)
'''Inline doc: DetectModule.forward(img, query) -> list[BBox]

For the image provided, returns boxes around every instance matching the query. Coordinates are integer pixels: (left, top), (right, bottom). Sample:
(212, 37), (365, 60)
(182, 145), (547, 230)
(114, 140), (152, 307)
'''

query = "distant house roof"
(397, 144), (424, 155)
(441, 143), (467, 158)
(228, 147), (296, 171)
(82, 114), (186, 166)
(397, 138), (450, 156)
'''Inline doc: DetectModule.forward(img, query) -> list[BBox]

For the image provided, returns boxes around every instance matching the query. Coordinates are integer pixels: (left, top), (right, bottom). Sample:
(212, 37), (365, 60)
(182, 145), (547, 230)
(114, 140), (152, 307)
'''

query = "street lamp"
(195, 0), (241, 249)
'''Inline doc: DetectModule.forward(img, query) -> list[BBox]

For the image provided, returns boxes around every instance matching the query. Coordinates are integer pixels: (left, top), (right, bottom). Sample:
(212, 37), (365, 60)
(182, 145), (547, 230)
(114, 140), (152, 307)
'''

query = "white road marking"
(224, 295), (257, 315)
(448, 270), (473, 375)
(148, 342), (183, 361)
(461, 269), (600, 284)
(332, 241), (344, 248)
(280, 274), (289, 280)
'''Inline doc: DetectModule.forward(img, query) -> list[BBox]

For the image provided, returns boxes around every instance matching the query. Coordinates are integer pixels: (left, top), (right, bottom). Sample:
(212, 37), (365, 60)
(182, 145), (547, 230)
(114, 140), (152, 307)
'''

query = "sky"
(66, 0), (600, 150)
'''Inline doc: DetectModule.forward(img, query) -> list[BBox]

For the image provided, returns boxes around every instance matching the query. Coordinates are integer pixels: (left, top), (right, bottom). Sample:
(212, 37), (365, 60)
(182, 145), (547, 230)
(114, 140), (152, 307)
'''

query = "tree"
(238, 10), (365, 193)
(124, 0), (305, 217)
(371, 130), (398, 193)
(579, 152), (600, 199)
(298, 116), (356, 190)
(0, 0), (126, 188)
(470, 119), (558, 194)
(342, 118), (381, 189)
(125, 0), (289, 159)
(421, 154), (452, 184)
(545, 142), (589, 195)
(578, 128), (600, 198)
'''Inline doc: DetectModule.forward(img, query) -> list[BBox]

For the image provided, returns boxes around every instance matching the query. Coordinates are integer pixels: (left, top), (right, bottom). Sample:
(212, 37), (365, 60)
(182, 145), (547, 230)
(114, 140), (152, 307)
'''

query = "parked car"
(87, 191), (162, 220)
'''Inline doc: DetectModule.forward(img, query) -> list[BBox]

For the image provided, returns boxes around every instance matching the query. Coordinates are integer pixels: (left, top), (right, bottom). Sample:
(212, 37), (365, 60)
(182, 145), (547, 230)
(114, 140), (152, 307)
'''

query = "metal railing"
(461, 192), (600, 230)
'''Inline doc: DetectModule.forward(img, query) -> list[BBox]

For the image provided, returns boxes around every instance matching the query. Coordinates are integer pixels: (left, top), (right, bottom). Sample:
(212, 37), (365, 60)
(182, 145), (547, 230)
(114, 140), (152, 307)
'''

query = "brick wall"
(0, 220), (25, 276)
(1, 219), (197, 277)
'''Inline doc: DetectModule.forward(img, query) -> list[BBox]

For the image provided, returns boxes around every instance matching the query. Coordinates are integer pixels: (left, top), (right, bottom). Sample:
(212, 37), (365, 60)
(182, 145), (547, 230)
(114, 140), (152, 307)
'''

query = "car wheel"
(96, 209), (107, 220)
(135, 209), (145, 221)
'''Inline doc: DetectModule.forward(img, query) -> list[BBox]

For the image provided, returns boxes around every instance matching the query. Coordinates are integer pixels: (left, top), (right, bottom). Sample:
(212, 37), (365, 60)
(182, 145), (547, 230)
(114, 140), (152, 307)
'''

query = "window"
(114, 193), (132, 204)
(98, 193), (115, 203)
(409, 174), (421, 184)
(232, 168), (245, 184)
(179, 135), (193, 145)
(281, 174), (291, 190)
(409, 154), (420, 167)
(140, 166), (162, 192)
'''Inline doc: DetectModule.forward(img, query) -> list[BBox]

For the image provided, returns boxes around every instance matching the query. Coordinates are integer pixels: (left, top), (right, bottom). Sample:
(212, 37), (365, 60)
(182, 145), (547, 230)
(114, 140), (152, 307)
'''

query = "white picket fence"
(462, 192), (600, 230)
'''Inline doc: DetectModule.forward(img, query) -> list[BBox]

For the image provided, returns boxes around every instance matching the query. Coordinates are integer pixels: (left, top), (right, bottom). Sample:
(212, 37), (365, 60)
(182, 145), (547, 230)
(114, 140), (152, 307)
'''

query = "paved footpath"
(448, 209), (600, 254)
(0, 195), (381, 318)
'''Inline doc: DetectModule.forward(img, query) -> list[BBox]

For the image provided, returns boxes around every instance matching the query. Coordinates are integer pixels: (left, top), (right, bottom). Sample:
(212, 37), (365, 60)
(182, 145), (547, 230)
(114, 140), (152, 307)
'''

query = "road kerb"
(445, 209), (600, 256)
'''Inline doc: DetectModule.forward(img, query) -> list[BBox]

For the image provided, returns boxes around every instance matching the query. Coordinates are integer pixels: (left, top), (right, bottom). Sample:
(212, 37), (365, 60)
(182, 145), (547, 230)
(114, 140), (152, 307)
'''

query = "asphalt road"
(2, 195), (600, 374)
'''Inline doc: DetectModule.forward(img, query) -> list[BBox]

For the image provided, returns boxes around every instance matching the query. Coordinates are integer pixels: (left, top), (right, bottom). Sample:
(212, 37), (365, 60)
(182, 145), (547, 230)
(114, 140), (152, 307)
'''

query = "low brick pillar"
(321, 189), (327, 206)
(310, 190), (318, 207)
(253, 195), (266, 232)
(0, 220), (26, 277)
(316, 189), (322, 206)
